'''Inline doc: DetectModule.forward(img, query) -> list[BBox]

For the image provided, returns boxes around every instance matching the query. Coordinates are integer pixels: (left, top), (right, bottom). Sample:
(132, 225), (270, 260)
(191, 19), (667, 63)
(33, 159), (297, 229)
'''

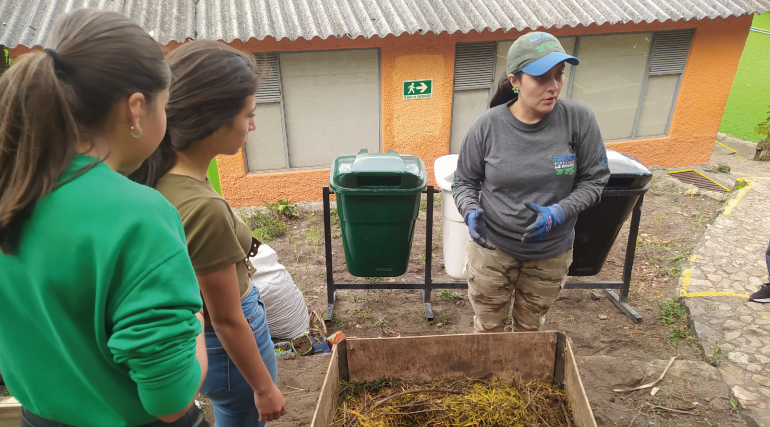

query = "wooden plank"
(554, 332), (566, 383)
(563, 338), (597, 427)
(310, 343), (342, 427)
(0, 396), (21, 427)
(346, 332), (558, 383)
(338, 339), (349, 382)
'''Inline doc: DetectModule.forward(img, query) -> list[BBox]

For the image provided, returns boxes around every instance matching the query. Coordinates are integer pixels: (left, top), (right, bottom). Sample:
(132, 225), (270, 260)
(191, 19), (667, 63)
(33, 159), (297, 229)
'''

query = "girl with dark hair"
(131, 41), (286, 426)
(453, 32), (610, 334)
(0, 9), (208, 427)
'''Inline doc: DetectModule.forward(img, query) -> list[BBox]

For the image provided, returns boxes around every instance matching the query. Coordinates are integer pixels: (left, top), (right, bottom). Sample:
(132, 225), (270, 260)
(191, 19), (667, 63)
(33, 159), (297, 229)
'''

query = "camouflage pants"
(463, 242), (573, 333)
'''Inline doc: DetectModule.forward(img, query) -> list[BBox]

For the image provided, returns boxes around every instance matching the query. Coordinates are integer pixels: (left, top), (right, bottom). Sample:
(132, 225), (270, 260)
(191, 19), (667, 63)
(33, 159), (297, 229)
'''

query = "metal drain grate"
(667, 170), (730, 193)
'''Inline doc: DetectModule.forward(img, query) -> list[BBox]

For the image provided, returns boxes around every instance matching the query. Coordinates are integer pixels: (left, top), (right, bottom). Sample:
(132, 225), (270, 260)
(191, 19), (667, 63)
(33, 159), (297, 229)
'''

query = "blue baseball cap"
(507, 32), (579, 76)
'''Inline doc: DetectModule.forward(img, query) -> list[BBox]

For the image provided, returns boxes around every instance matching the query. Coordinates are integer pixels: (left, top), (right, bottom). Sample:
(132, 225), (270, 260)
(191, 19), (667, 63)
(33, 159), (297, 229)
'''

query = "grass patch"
(264, 199), (299, 218)
(657, 298), (687, 327)
(656, 297), (722, 364)
(438, 289), (462, 300)
(305, 225), (323, 255)
(375, 315), (389, 329)
(663, 267), (682, 277)
(355, 308), (372, 323)
(243, 211), (288, 241)
(434, 311), (454, 327)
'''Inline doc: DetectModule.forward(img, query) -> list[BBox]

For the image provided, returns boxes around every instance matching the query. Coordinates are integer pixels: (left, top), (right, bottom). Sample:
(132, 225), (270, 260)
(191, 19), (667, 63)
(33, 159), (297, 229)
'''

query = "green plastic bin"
(330, 149), (427, 277)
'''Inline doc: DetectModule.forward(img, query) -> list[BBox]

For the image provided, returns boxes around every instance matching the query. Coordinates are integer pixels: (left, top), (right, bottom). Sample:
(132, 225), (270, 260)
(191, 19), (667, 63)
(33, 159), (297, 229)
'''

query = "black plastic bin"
(569, 149), (652, 276)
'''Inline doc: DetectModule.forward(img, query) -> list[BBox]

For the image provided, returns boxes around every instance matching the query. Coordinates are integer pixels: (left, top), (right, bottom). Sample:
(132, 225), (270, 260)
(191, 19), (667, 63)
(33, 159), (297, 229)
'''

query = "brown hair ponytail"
(489, 72), (522, 108)
(130, 41), (259, 188)
(0, 9), (170, 255)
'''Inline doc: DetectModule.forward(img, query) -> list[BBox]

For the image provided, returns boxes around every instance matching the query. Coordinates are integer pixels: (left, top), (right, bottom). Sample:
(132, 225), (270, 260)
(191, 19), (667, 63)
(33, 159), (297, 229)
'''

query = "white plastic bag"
(250, 244), (309, 340)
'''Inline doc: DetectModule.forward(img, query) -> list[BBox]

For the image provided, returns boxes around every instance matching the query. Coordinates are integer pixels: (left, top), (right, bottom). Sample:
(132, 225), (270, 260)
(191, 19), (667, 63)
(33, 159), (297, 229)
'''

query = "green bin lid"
(330, 149), (427, 195)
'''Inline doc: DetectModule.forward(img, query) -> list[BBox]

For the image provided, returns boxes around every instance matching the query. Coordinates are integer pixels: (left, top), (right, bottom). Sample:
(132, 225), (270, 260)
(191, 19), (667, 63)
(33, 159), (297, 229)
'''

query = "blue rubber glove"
(463, 209), (496, 250)
(522, 202), (565, 243)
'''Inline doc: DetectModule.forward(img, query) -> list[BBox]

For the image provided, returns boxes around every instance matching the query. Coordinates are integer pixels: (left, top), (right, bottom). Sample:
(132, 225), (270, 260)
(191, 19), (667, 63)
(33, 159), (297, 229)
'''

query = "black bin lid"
(605, 149), (652, 191)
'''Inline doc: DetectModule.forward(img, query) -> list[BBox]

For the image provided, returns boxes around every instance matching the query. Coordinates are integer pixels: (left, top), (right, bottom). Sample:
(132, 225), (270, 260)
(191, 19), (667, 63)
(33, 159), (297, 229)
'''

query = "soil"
(291, 335), (312, 355)
(198, 354), (332, 426)
(200, 174), (745, 427)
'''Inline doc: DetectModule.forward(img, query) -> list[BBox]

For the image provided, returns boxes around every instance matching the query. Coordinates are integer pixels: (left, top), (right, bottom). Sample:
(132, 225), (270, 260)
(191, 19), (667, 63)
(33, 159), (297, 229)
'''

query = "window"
(244, 49), (381, 172)
(449, 43), (496, 154)
(634, 30), (694, 138)
(245, 53), (287, 171)
(449, 38), (575, 153)
(448, 30), (693, 150)
(564, 30), (693, 140)
(571, 33), (653, 140)
(494, 37), (576, 100)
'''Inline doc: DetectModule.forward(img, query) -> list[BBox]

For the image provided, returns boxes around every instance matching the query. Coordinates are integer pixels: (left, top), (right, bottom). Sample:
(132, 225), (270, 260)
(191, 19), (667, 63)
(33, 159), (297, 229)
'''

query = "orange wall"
(10, 16), (749, 206)
(214, 15), (751, 206)
(602, 17), (751, 166)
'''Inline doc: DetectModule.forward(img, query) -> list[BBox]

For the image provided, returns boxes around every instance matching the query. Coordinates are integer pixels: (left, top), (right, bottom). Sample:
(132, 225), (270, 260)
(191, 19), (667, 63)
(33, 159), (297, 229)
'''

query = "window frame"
(482, 29), (694, 142)
(448, 42), (498, 153)
(244, 48), (383, 174)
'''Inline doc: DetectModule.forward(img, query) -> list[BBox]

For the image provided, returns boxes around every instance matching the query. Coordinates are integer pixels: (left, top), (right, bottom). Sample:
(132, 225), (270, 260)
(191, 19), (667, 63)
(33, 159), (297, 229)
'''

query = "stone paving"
(680, 146), (770, 426)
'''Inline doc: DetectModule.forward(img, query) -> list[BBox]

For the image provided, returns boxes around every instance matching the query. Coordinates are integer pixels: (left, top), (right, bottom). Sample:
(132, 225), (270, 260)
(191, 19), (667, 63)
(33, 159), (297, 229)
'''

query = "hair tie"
(43, 48), (66, 78)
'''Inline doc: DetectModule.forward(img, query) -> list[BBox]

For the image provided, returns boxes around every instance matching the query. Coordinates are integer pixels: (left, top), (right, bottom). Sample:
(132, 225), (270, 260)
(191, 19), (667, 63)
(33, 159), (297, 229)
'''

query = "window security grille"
(254, 52), (281, 103)
(649, 30), (694, 75)
(453, 42), (496, 91)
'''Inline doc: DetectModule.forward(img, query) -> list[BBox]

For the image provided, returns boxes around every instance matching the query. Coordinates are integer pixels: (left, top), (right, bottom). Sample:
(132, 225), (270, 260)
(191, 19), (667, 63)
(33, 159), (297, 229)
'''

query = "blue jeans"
(200, 285), (278, 427)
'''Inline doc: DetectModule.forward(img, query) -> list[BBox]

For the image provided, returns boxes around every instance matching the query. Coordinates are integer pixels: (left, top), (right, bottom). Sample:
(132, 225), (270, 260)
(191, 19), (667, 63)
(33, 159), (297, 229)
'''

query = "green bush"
(264, 199), (299, 219)
(242, 211), (288, 241)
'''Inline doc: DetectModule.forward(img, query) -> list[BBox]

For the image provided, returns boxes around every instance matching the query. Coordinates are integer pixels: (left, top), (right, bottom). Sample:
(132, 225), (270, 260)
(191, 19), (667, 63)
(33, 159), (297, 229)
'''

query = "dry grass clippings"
(331, 377), (574, 427)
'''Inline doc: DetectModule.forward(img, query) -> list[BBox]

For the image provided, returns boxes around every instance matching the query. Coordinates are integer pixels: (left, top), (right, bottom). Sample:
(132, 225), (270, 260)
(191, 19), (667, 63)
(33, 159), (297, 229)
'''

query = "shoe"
(749, 283), (770, 303)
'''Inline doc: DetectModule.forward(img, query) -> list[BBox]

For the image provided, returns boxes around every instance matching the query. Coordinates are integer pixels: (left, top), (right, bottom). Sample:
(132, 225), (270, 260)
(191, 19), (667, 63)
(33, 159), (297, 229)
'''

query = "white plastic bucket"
(434, 155), (469, 280)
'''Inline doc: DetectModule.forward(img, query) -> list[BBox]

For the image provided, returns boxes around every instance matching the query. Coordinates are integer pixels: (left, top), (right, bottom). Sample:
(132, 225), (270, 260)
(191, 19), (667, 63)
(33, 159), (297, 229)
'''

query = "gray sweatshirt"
(453, 99), (610, 260)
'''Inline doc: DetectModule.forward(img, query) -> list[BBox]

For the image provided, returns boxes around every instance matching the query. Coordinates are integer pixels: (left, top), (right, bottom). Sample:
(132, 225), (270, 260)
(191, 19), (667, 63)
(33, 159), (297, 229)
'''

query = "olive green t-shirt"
(156, 174), (257, 310)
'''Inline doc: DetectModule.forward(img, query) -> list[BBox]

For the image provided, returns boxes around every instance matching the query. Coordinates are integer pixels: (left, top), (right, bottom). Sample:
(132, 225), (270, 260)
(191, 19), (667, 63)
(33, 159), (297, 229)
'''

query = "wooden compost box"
(0, 395), (21, 426)
(311, 332), (596, 427)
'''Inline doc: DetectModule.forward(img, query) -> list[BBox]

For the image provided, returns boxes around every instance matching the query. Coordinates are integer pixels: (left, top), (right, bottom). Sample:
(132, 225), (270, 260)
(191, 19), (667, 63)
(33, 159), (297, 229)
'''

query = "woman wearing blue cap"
(453, 32), (610, 333)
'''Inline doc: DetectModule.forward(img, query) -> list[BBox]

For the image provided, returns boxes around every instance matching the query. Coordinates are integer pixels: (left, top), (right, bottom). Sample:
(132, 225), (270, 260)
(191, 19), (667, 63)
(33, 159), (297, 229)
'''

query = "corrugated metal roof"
(2, 0), (770, 48)
(122, 0), (195, 44)
(0, 0), (121, 48)
(0, 0), (194, 48)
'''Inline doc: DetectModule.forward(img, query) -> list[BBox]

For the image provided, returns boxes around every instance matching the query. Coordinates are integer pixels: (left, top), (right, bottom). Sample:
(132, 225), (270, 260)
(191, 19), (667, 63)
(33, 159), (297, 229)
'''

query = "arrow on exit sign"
(403, 79), (433, 100)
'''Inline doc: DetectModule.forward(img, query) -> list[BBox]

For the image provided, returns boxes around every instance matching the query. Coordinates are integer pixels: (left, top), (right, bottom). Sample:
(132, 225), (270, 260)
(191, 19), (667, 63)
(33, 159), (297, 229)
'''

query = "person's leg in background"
(464, 242), (520, 333)
(511, 248), (573, 331)
(749, 240), (770, 303)
(766, 239), (770, 280)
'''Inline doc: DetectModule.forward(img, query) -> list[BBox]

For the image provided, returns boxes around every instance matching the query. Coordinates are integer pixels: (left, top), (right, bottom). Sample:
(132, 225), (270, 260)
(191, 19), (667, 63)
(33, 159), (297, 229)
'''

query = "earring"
(512, 86), (520, 94)
(130, 126), (142, 139)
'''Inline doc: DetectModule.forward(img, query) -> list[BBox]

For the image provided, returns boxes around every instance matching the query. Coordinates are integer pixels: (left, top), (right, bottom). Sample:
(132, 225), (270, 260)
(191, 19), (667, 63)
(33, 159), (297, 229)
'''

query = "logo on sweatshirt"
(597, 143), (608, 166)
(554, 154), (576, 175)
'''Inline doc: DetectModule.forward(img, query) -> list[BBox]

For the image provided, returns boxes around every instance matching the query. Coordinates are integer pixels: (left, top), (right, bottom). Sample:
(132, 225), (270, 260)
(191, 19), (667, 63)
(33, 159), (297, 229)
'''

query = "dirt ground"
(200, 173), (748, 426)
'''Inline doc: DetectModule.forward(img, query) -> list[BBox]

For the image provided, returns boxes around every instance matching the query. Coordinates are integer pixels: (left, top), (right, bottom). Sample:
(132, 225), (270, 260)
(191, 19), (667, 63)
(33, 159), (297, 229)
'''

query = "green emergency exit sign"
(403, 79), (432, 100)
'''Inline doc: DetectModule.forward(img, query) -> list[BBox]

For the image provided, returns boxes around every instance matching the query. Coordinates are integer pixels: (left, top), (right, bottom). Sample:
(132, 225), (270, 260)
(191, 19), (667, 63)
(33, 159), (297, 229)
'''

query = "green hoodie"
(0, 154), (203, 427)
